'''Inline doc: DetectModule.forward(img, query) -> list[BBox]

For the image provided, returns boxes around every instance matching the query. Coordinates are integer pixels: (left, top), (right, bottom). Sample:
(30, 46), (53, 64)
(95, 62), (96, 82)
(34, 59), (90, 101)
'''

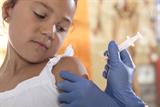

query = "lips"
(32, 40), (49, 50)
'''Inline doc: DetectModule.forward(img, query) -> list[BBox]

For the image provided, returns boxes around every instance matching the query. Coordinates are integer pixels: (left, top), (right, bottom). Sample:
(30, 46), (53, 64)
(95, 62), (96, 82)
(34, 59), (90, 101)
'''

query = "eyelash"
(34, 11), (46, 19)
(56, 25), (66, 33)
(33, 11), (67, 33)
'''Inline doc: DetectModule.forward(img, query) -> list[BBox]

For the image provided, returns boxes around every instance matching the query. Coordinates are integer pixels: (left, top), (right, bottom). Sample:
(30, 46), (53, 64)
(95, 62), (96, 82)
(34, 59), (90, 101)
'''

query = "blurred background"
(0, 0), (160, 107)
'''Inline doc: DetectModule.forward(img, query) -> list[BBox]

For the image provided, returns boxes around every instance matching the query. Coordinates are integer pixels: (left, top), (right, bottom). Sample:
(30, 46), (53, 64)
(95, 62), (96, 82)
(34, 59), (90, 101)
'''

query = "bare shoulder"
(52, 56), (88, 84)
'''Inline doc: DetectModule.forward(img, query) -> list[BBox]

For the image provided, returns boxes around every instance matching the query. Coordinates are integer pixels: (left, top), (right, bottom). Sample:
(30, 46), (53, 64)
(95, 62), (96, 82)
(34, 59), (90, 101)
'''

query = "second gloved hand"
(103, 41), (145, 107)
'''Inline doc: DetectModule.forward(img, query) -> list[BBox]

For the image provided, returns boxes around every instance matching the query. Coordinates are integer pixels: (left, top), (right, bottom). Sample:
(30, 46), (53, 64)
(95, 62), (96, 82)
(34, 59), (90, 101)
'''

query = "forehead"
(16, 0), (76, 22)
(32, 0), (76, 11)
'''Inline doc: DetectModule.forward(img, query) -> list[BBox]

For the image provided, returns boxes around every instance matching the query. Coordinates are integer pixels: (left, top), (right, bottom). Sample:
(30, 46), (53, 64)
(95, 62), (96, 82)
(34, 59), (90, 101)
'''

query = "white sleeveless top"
(0, 45), (74, 107)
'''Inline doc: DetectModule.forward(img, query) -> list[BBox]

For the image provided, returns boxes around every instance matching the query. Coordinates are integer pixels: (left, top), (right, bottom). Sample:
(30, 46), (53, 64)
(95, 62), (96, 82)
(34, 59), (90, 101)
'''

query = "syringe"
(103, 32), (143, 59)
(118, 32), (143, 51)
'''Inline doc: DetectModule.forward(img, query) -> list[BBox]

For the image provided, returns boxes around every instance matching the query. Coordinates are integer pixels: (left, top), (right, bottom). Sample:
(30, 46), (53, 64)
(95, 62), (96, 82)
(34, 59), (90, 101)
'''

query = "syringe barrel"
(118, 32), (143, 51)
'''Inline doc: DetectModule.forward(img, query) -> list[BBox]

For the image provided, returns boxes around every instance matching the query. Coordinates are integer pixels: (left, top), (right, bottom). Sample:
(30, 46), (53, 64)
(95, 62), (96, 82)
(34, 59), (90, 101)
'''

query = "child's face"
(4, 0), (76, 63)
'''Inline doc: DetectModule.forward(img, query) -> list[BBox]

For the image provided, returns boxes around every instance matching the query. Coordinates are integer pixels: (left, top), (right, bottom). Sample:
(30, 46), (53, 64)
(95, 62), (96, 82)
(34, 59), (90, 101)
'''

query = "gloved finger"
(103, 50), (109, 60)
(60, 102), (77, 107)
(103, 64), (111, 78)
(120, 49), (135, 68)
(104, 62), (111, 70)
(60, 103), (69, 107)
(104, 50), (109, 57)
(108, 41), (120, 63)
(57, 80), (75, 92)
(60, 71), (82, 82)
(68, 101), (83, 107)
(103, 71), (107, 79)
(58, 92), (75, 104)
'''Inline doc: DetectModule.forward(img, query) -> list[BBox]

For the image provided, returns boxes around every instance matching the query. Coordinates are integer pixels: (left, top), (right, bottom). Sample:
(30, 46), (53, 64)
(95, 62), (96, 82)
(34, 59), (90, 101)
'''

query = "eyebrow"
(34, 1), (53, 12)
(34, 1), (72, 24)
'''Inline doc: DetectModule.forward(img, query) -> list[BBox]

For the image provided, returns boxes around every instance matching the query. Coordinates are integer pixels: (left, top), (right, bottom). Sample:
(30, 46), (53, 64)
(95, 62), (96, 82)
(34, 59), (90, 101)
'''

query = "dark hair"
(7, 0), (17, 8)
(7, 0), (78, 8)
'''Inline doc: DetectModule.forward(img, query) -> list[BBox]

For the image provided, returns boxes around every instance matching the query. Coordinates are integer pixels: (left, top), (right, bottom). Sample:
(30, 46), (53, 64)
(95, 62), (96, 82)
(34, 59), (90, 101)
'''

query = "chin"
(23, 56), (48, 64)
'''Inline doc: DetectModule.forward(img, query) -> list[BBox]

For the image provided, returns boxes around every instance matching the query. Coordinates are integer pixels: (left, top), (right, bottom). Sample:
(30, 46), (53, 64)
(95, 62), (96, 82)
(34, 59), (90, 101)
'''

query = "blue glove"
(57, 71), (120, 107)
(103, 41), (145, 107)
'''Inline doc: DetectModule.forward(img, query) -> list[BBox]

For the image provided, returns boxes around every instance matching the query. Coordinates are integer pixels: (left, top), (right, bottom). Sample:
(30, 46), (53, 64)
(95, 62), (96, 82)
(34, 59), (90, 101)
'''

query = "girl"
(0, 0), (146, 107)
(0, 0), (87, 106)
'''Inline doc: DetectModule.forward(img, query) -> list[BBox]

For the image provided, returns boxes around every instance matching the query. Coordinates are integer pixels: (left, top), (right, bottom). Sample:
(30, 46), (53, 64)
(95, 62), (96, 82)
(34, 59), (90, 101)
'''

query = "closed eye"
(33, 11), (46, 19)
(56, 25), (67, 33)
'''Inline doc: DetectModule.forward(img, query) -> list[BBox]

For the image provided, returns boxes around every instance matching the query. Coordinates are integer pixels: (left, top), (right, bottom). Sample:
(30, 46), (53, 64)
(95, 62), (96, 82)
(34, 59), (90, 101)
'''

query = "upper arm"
(52, 56), (88, 84)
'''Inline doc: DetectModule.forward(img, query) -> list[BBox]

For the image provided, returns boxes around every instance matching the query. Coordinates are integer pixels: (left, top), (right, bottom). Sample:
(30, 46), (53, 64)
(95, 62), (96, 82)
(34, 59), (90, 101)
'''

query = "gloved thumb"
(120, 50), (135, 68)
(108, 41), (120, 63)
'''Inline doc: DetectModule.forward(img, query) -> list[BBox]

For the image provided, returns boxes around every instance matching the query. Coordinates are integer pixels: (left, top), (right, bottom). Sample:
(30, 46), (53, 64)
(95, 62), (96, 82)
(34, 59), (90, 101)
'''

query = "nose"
(41, 23), (56, 40)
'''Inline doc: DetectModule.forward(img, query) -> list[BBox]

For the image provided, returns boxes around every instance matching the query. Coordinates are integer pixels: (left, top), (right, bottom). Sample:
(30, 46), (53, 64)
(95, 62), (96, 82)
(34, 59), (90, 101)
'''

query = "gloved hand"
(103, 41), (145, 107)
(57, 71), (120, 107)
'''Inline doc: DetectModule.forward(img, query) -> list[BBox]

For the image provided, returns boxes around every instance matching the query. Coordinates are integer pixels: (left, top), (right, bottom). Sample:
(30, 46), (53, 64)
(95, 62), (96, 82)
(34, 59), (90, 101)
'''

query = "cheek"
(47, 34), (65, 57)
(8, 24), (30, 47)
(56, 33), (66, 43)
(8, 15), (37, 45)
(55, 35), (64, 49)
(8, 24), (21, 48)
(8, 9), (37, 40)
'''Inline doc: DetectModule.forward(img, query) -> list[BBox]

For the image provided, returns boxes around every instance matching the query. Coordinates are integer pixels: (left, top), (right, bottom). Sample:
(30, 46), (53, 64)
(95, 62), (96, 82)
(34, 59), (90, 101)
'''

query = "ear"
(2, 1), (12, 23)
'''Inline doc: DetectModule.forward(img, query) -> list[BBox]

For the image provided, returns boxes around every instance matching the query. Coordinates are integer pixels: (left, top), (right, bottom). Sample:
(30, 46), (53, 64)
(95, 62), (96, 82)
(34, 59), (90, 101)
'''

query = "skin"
(0, 0), (87, 92)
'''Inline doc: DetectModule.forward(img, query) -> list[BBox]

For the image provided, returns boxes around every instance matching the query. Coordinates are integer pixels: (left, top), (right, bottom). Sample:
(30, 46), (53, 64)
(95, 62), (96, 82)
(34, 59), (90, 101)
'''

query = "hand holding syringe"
(103, 32), (146, 107)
